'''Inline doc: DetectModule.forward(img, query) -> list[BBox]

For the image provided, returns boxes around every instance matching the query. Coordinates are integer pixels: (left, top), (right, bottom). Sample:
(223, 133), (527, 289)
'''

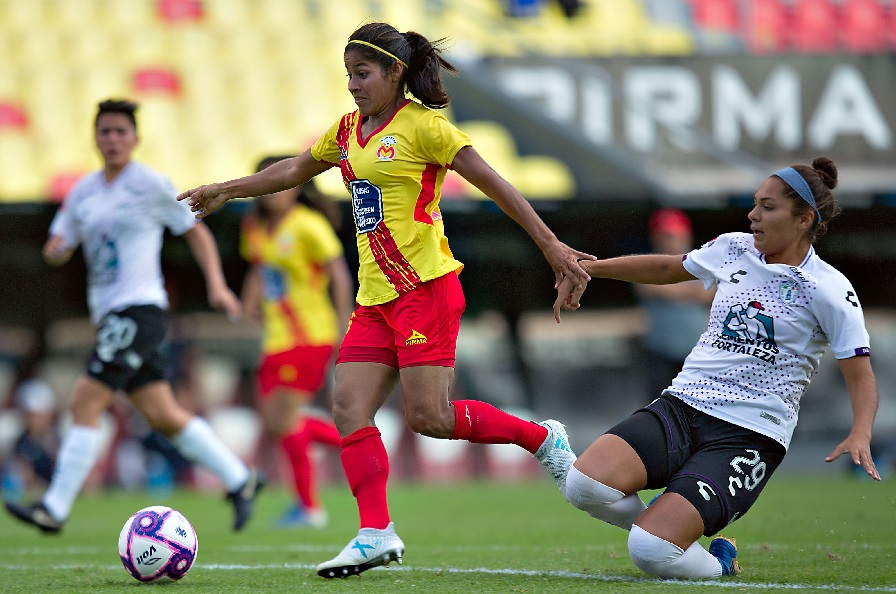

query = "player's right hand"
(177, 183), (228, 219)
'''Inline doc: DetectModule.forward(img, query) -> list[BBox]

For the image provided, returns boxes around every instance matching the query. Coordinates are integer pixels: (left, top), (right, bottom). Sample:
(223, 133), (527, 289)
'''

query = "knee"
(565, 466), (623, 510)
(628, 525), (683, 577)
(404, 402), (453, 438)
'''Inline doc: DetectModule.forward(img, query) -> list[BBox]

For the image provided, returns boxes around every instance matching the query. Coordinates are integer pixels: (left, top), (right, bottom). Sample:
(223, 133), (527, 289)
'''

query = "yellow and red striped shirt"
(240, 205), (344, 354)
(311, 100), (469, 306)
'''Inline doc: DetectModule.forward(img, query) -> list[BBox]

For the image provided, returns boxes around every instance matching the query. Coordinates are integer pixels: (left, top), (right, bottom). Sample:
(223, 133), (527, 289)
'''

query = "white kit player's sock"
(565, 466), (647, 529)
(629, 525), (723, 578)
(170, 417), (249, 491)
(42, 425), (103, 521)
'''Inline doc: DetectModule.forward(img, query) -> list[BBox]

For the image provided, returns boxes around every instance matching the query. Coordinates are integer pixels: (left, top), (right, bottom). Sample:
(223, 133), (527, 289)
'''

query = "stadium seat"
(0, 0), (46, 30)
(841, 0), (889, 53)
(96, 0), (157, 28)
(0, 131), (44, 200)
(157, 0), (204, 24)
(114, 28), (168, 64)
(790, 0), (840, 53)
(0, 101), (28, 130)
(132, 67), (182, 96)
(7, 29), (65, 65)
(688, 0), (743, 51)
(741, 0), (789, 53)
(516, 155), (576, 199)
(459, 120), (519, 165)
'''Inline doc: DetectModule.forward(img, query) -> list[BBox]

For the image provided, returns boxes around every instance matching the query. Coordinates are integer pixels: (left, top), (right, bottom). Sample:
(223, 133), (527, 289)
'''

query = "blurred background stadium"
(1, 0), (895, 497)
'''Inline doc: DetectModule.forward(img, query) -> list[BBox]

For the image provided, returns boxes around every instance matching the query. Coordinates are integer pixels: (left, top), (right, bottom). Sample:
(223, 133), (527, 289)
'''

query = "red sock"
(340, 426), (391, 529)
(450, 400), (547, 454)
(304, 417), (341, 447)
(280, 429), (317, 509)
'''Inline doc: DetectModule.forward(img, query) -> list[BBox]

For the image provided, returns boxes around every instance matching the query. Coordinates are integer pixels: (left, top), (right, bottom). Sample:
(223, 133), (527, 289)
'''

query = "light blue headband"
(774, 167), (822, 223)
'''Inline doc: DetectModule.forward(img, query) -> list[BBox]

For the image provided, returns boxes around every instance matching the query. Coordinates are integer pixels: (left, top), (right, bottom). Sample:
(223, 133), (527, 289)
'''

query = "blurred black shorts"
(86, 305), (169, 393)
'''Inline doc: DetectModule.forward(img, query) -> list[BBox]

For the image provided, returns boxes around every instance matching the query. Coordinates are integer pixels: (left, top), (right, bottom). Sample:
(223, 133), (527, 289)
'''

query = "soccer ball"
(118, 506), (198, 583)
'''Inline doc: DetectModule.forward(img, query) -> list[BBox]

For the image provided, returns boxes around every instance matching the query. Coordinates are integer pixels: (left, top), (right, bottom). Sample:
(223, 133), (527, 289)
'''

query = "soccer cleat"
(709, 535), (741, 576)
(534, 419), (577, 493)
(226, 469), (265, 532)
(4, 500), (64, 534)
(274, 503), (328, 529)
(316, 522), (405, 578)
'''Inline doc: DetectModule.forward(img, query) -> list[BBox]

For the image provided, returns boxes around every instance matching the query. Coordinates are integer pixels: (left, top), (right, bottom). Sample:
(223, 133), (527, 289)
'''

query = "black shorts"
(86, 305), (169, 393)
(607, 395), (786, 536)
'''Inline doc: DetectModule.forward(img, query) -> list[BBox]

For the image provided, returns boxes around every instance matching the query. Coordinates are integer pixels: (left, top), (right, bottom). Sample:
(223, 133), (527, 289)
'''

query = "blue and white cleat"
(316, 522), (405, 578)
(274, 504), (328, 529)
(709, 535), (741, 576)
(534, 419), (577, 493)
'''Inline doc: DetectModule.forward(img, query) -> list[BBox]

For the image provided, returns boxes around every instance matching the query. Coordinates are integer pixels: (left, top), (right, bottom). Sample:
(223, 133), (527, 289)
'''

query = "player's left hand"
(825, 434), (880, 481)
(209, 286), (242, 323)
(553, 275), (588, 323)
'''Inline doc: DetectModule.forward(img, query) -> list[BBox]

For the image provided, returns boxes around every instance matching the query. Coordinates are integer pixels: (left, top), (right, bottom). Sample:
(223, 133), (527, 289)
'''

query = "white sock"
(628, 524), (722, 579)
(170, 417), (249, 491)
(564, 466), (647, 529)
(42, 425), (102, 521)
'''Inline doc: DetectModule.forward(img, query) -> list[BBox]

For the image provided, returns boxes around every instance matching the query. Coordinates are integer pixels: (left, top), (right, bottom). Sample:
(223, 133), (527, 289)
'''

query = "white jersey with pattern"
(671, 232), (870, 449)
(49, 162), (196, 323)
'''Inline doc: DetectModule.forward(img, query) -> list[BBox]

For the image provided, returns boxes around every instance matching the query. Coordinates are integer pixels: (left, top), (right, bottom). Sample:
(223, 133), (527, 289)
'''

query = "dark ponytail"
(346, 22), (456, 109)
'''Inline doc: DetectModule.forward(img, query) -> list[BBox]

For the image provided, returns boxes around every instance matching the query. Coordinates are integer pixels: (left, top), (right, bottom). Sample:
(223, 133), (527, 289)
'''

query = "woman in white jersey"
(552, 156), (880, 579)
(5, 99), (264, 534)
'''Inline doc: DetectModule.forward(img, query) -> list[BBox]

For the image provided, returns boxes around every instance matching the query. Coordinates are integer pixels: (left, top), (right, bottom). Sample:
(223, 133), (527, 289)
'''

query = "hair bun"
(812, 156), (838, 190)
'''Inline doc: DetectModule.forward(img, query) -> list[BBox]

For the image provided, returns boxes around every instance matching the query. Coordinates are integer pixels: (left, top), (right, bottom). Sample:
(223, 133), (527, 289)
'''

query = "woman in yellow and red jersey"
(179, 22), (594, 578)
(240, 156), (352, 528)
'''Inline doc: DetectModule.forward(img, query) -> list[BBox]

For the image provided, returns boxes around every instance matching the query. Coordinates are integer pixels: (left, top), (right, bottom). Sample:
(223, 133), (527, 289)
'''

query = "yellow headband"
(348, 39), (408, 68)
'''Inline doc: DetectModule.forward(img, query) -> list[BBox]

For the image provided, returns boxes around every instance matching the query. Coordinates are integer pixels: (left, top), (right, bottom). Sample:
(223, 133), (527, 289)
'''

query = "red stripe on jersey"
(337, 113), (358, 182)
(413, 163), (439, 225)
(278, 299), (309, 345)
(367, 225), (421, 295)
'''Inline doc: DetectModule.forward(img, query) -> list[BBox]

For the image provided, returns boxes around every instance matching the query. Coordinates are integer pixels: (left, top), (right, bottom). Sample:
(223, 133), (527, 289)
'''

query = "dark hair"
(95, 99), (138, 132)
(346, 22), (456, 110)
(252, 155), (341, 230)
(776, 156), (841, 242)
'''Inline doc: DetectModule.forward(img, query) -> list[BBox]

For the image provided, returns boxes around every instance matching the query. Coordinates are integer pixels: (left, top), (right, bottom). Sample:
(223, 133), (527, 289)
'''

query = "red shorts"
(337, 272), (465, 369)
(256, 344), (334, 399)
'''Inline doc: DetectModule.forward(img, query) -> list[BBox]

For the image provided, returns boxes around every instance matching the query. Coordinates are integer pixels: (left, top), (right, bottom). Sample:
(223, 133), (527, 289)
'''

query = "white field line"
(0, 544), (896, 592)
(1, 560), (895, 592)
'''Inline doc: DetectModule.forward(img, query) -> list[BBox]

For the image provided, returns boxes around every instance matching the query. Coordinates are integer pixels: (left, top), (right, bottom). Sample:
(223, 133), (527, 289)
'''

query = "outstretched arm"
(825, 355), (880, 480)
(451, 146), (595, 289)
(177, 149), (332, 219)
(553, 254), (695, 322)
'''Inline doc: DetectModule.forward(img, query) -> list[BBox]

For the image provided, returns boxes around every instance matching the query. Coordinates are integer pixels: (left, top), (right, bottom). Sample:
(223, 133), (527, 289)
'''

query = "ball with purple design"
(118, 505), (198, 583)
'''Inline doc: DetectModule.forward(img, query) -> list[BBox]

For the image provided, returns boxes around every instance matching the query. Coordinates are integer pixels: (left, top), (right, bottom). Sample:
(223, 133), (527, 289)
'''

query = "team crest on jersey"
(711, 300), (779, 363)
(377, 136), (397, 161)
(779, 279), (800, 304)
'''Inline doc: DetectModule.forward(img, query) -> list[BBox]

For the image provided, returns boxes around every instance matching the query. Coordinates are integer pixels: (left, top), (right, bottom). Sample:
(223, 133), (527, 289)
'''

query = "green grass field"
(1, 474), (893, 594)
